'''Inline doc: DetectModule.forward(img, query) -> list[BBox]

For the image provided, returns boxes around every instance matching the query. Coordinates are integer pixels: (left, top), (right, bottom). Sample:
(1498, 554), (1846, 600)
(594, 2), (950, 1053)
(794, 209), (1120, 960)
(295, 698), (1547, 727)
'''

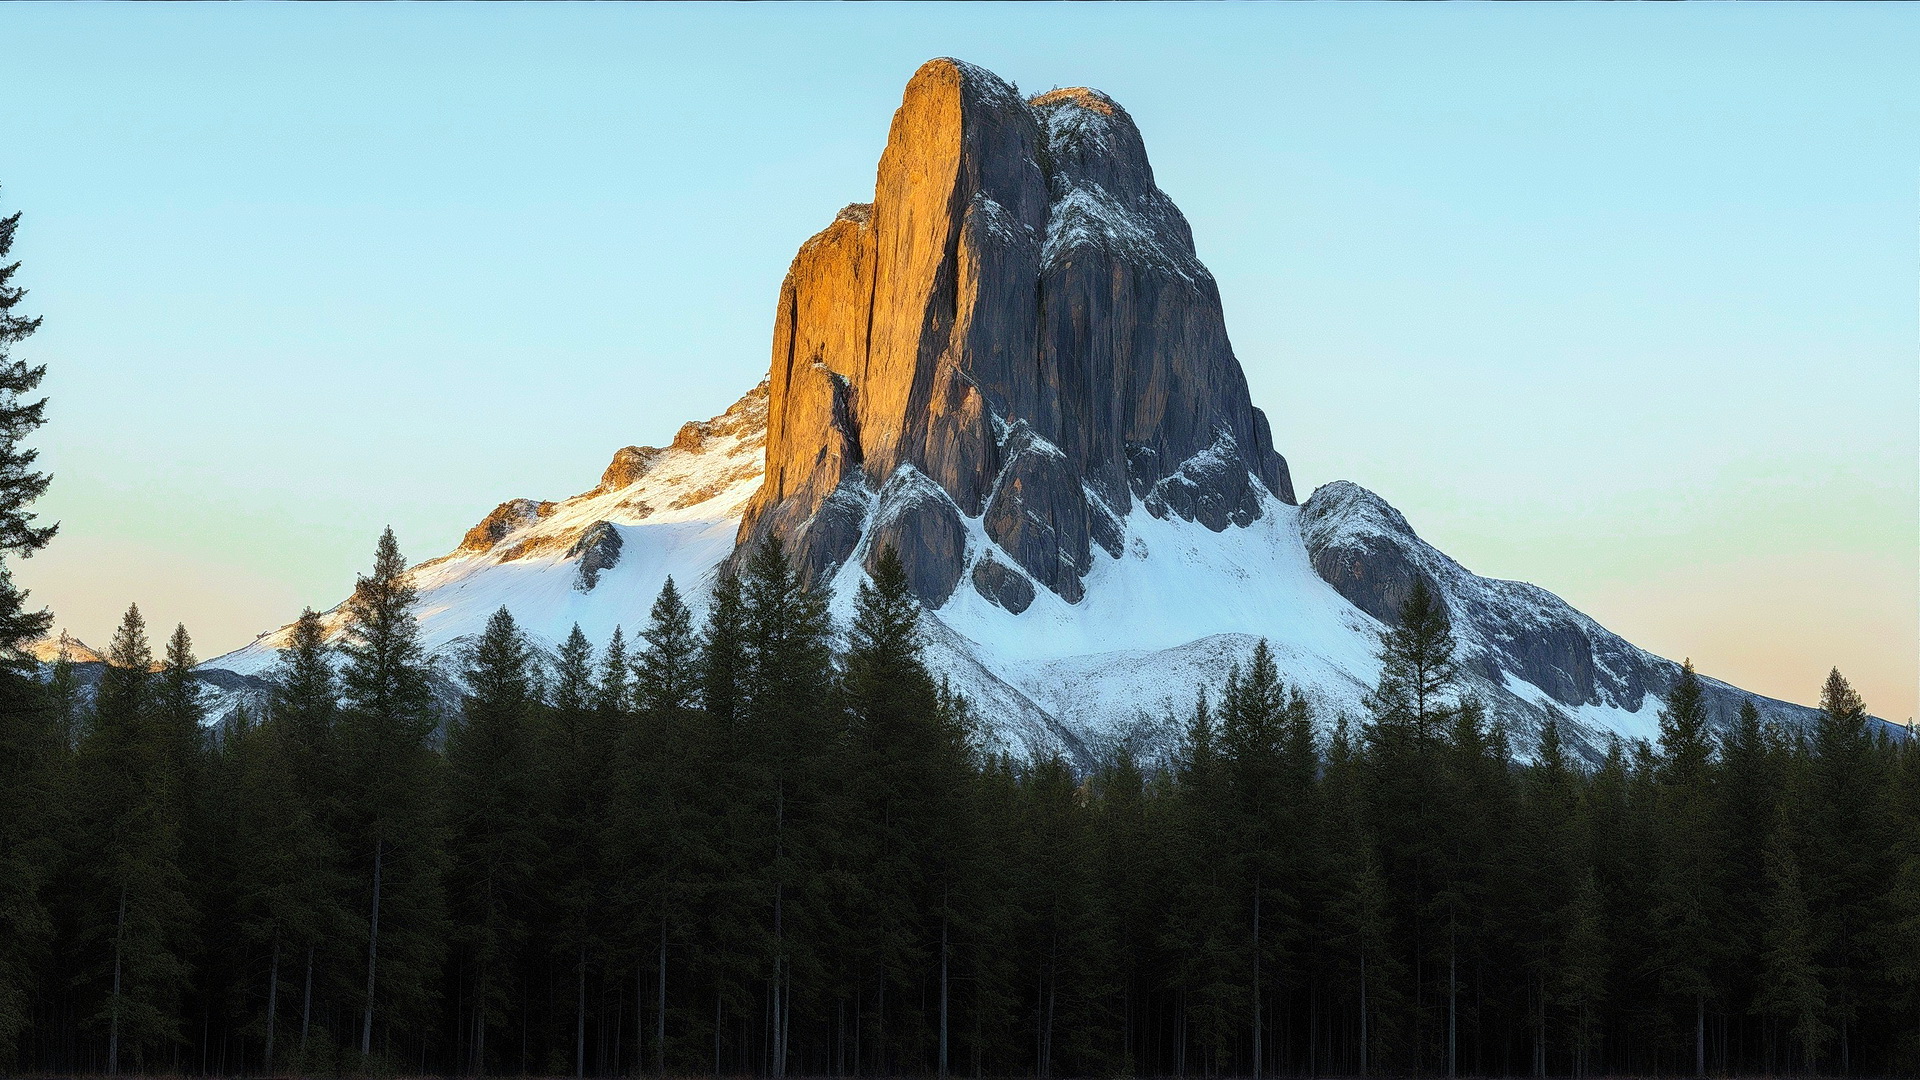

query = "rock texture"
(570, 521), (624, 591)
(460, 498), (553, 553)
(1295, 480), (1810, 757)
(739, 58), (1293, 607)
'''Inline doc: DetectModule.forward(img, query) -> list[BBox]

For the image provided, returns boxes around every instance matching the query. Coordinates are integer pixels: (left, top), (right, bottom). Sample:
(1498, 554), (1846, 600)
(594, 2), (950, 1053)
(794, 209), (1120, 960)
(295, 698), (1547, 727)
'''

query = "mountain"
(203, 58), (1826, 764)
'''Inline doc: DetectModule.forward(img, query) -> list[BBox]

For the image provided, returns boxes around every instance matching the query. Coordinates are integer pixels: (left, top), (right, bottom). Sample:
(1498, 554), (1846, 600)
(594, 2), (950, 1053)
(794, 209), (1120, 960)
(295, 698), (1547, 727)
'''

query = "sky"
(2, 3), (1915, 720)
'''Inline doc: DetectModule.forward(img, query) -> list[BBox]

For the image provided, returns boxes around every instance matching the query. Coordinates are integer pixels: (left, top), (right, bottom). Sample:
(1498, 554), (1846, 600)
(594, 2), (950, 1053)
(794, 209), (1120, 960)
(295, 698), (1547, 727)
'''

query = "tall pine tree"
(336, 528), (447, 1064)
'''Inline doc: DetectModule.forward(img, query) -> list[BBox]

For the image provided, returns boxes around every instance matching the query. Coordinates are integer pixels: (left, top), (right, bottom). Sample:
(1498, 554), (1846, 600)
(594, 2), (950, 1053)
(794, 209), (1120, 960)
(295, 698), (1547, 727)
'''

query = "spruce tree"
(448, 607), (543, 1075)
(623, 578), (706, 1076)
(1717, 700), (1780, 1062)
(1753, 820), (1828, 1072)
(0, 189), (55, 656)
(1651, 661), (1722, 1075)
(0, 188), (57, 1071)
(1362, 581), (1461, 1074)
(1369, 579), (1456, 739)
(335, 528), (446, 1064)
(737, 538), (837, 1078)
(74, 605), (196, 1073)
(262, 608), (347, 1071)
(843, 548), (976, 1076)
(541, 621), (604, 1079)
(1800, 668), (1892, 1073)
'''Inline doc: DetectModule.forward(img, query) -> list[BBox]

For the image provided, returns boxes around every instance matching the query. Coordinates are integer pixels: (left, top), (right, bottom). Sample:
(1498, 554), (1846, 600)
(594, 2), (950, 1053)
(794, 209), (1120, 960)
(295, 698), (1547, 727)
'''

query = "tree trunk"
(939, 905), (950, 1078)
(362, 840), (383, 1059)
(577, 946), (588, 1080)
(265, 935), (281, 1073)
(1447, 932), (1457, 1080)
(475, 973), (488, 1076)
(300, 945), (314, 1057)
(1253, 881), (1263, 1080)
(109, 883), (127, 1076)
(658, 917), (669, 1078)
(1696, 995), (1705, 1078)
(1359, 951), (1369, 1079)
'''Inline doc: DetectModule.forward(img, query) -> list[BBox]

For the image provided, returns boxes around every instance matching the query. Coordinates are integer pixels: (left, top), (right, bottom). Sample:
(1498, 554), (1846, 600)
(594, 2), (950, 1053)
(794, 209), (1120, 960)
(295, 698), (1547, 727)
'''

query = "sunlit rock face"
(738, 58), (1293, 607)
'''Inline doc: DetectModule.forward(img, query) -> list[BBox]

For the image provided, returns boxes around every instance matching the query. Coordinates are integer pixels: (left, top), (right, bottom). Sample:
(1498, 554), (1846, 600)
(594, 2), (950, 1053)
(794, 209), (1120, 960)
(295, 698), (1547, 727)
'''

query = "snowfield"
(203, 384), (1824, 766)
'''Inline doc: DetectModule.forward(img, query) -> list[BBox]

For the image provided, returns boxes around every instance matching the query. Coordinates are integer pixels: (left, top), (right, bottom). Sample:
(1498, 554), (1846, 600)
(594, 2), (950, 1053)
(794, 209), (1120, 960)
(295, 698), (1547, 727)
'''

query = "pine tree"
(694, 567), (759, 1074)
(335, 528), (447, 1064)
(1717, 700), (1780, 1066)
(1753, 820), (1828, 1073)
(1216, 640), (1316, 1079)
(0, 187), (58, 1071)
(1651, 661), (1722, 1076)
(1166, 687), (1246, 1075)
(843, 547), (977, 1076)
(448, 607), (544, 1075)
(224, 686), (346, 1074)
(1369, 579), (1456, 739)
(154, 625), (209, 853)
(1321, 717), (1404, 1077)
(541, 622), (604, 1079)
(262, 608), (347, 1071)
(0, 189), (55, 657)
(1517, 719), (1580, 1077)
(74, 605), (196, 1073)
(1362, 581), (1461, 1074)
(701, 570), (747, 728)
(622, 578), (704, 1076)
(1801, 668), (1892, 1072)
(737, 538), (838, 1078)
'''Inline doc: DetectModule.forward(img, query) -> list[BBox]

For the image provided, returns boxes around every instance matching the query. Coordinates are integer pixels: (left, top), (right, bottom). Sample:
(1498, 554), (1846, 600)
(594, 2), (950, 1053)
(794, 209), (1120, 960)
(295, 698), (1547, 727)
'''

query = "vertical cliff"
(739, 58), (1294, 608)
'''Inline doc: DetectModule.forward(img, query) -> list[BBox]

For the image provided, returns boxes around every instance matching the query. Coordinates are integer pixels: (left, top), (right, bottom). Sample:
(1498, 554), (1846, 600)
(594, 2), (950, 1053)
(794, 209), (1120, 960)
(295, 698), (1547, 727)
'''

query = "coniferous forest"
(1, 216), (1918, 1080)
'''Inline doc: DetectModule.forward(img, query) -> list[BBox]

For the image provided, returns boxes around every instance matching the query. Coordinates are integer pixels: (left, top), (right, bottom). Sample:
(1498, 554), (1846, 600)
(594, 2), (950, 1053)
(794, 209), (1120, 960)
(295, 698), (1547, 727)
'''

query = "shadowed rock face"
(739, 58), (1293, 607)
(1298, 481), (1673, 723)
(569, 521), (623, 592)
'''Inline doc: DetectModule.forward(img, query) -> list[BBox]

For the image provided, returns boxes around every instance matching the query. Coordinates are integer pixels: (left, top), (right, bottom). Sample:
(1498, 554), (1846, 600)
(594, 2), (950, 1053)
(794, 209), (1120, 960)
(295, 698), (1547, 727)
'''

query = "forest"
(0, 528), (1915, 1079)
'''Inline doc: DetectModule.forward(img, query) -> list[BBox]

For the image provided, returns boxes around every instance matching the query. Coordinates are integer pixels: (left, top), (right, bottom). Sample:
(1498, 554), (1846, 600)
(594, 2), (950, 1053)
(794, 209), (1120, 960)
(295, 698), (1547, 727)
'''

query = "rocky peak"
(738, 58), (1294, 608)
(459, 498), (553, 553)
(24, 631), (105, 666)
(599, 446), (664, 492)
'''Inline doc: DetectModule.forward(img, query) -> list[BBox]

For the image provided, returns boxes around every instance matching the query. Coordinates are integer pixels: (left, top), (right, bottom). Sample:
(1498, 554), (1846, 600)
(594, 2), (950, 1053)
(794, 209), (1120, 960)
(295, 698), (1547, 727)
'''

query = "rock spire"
(739, 58), (1293, 608)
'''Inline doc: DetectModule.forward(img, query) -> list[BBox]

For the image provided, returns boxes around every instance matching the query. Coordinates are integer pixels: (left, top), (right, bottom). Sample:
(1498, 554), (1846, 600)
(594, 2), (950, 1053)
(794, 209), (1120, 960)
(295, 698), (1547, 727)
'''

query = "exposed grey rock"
(784, 478), (868, 586)
(983, 424), (1092, 603)
(865, 466), (969, 606)
(570, 520), (624, 592)
(1298, 480), (1822, 754)
(970, 552), (1036, 614)
(737, 58), (1295, 603)
(1141, 431), (1263, 532)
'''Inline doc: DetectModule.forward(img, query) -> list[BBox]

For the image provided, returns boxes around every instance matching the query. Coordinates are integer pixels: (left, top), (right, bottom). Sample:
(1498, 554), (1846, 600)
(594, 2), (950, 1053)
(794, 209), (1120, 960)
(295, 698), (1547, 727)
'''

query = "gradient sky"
(3, 3), (1915, 720)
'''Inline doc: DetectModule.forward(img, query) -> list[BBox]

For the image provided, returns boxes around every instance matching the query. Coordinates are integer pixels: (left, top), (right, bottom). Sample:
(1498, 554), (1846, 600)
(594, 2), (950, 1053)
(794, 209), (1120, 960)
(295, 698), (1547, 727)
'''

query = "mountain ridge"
(192, 58), (1837, 763)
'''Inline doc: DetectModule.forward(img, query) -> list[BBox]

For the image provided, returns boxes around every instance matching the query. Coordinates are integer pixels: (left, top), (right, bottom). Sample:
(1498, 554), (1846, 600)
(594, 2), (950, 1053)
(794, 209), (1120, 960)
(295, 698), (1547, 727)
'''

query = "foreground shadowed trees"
(3, 547), (1918, 1079)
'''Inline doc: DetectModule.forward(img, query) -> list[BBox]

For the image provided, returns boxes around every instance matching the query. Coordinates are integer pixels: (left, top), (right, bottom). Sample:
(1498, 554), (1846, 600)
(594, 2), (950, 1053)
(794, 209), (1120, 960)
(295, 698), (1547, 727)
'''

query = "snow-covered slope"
(210, 384), (769, 684)
(201, 383), (1822, 766)
(194, 60), (1840, 764)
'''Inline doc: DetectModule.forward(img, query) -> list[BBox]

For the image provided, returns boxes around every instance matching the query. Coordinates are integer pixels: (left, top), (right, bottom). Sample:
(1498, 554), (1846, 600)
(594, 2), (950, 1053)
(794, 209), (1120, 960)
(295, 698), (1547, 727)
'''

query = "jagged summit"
(193, 59), (1832, 763)
(740, 57), (1290, 609)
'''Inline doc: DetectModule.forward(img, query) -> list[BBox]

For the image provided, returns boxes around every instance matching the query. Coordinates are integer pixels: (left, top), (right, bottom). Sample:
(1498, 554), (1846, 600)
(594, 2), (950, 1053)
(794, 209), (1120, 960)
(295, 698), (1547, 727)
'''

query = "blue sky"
(3, 3), (1915, 718)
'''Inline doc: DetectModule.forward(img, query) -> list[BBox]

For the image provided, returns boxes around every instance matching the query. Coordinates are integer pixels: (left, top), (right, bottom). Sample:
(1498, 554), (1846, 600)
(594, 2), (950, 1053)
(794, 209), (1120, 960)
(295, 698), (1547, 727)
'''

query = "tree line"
(0, 529), (1915, 1079)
